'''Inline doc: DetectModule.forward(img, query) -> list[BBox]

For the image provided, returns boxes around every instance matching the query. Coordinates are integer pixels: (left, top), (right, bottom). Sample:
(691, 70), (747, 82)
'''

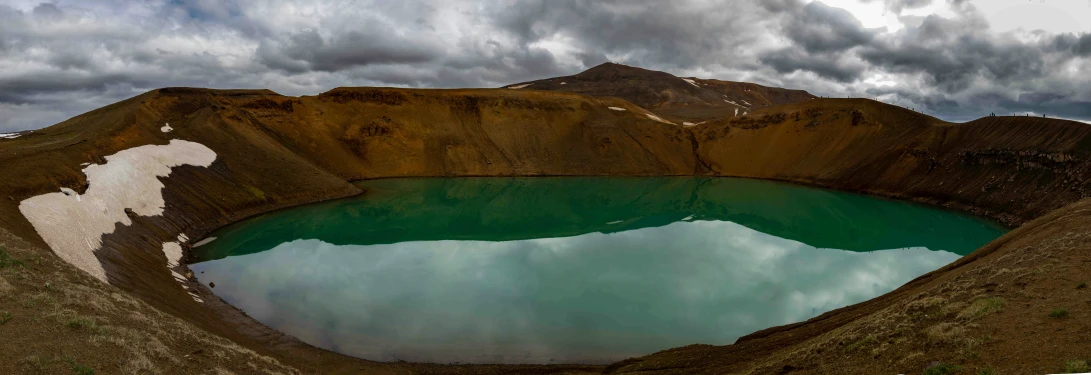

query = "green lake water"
(190, 177), (1006, 364)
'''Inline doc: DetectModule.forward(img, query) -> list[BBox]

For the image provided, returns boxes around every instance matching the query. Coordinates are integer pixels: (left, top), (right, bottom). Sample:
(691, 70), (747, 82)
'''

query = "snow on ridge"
(508, 83), (532, 89)
(608, 107), (627, 111)
(18, 139), (218, 283)
(681, 78), (700, 88)
(161, 123), (173, 133)
(0, 133), (20, 139)
(645, 113), (677, 125)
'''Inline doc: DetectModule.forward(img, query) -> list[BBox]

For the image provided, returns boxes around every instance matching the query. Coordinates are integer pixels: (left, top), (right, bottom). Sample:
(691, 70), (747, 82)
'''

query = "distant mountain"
(503, 62), (817, 122)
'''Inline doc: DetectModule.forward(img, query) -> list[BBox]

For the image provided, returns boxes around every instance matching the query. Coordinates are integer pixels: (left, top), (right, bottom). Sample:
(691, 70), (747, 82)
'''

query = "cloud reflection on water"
(192, 220), (959, 364)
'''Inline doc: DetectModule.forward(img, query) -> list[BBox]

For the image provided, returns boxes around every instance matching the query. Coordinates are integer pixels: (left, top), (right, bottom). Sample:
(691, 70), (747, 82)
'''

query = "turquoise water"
(190, 177), (1006, 364)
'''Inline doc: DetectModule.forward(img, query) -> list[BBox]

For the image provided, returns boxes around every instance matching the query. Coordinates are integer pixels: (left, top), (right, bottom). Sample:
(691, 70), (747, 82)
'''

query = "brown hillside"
(0, 87), (1090, 374)
(503, 62), (817, 123)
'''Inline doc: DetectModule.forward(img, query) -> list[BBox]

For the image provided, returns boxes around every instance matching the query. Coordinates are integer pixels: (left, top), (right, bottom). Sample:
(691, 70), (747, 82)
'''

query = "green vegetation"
(0, 247), (25, 268)
(1049, 308), (1069, 318)
(923, 362), (962, 375)
(1078, 282), (1088, 289)
(1, 311), (11, 324)
(70, 363), (94, 375)
(66, 316), (100, 332)
(958, 297), (1006, 320)
(19, 355), (49, 374)
(842, 335), (877, 353)
(60, 356), (95, 375)
(1062, 360), (1090, 374)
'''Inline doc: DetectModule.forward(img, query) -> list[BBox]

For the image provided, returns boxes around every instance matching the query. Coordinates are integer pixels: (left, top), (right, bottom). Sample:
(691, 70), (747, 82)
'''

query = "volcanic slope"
(611, 99), (1091, 374)
(503, 62), (817, 123)
(1, 86), (1090, 374)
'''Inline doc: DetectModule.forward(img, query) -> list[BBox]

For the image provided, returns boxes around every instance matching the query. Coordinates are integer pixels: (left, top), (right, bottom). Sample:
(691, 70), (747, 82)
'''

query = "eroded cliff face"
(694, 99), (1091, 226)
(2, 88), (1090, 374)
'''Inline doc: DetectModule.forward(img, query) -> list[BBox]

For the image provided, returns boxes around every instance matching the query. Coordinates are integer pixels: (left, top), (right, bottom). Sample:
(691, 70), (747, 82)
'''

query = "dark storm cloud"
(760, 50), (869, 82)
(488, 1), (747, 68)
(757, 1), (877, 82)
(782, 1), (876, 54)
(748, 1), (1091, 120)
(256, 29), (441, 73)
(1050, 33), (1091, 56)
(1, 0), (1090, 132)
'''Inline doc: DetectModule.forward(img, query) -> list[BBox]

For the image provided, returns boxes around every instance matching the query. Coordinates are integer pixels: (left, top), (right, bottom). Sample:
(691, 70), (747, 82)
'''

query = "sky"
(1, 0), (1090, 132)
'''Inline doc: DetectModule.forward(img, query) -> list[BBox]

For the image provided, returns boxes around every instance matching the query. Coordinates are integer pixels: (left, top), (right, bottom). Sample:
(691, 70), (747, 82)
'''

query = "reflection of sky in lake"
(192, 220), (959, 364)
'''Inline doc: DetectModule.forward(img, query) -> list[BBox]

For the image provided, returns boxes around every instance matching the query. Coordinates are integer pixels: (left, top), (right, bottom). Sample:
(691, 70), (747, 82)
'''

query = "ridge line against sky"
(1, 0), (1090, 131)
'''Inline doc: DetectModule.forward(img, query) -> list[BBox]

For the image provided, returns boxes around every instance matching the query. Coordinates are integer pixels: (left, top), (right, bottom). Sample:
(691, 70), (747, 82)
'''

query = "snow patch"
(606, 220), (624, 225)
(192, 237), (217, 248)
(560, 82), (567, 85)
(741, 100), (752, 106)
(682, 214), (695, 221)
(735, 108), (739, 117)
(724, 99), (740, 106)
(645, 113), (677, 125)
(163, 241), (184, 267)
(162, 241), (203, 303)
(18, 140), (218, 283)
(508, 83), (532, 89)
(683, 122), (695, 126)
(608, 107), (627, 111)
(0, 133), (19, 139)
(161, 123), (173, 133)
(681, 78), (700, 88)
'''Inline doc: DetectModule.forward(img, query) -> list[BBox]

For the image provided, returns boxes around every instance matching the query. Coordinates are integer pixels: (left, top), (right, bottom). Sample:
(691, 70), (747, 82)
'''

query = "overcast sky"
(1, 0), (1090, 132)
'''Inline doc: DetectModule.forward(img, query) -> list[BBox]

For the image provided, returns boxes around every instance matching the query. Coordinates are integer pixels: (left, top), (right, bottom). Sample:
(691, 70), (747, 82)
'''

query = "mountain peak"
(575, 62), (676, 80)
(504, 63), (815, 122)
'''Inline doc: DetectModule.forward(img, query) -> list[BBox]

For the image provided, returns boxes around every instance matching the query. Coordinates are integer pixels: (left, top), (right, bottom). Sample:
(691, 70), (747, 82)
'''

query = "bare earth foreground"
(1, 82), (1090, 374)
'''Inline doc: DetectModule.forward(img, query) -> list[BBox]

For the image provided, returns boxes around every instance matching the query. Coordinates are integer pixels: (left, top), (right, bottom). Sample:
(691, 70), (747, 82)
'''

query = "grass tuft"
(1, 311), (11, 324)
(924, 362), (963, 375)
(71, 363), (94, 375)
(19, 355), (50, 374)
(958, 297), (1006, 320)
(1078, 282), (1088, 289)
(66, 316), (99, 332)
(1062, 360), (1090, 374)
(0, 247), (25, 268)
(1049, 308), (1069, 318)
(842, 335), (877, 353)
